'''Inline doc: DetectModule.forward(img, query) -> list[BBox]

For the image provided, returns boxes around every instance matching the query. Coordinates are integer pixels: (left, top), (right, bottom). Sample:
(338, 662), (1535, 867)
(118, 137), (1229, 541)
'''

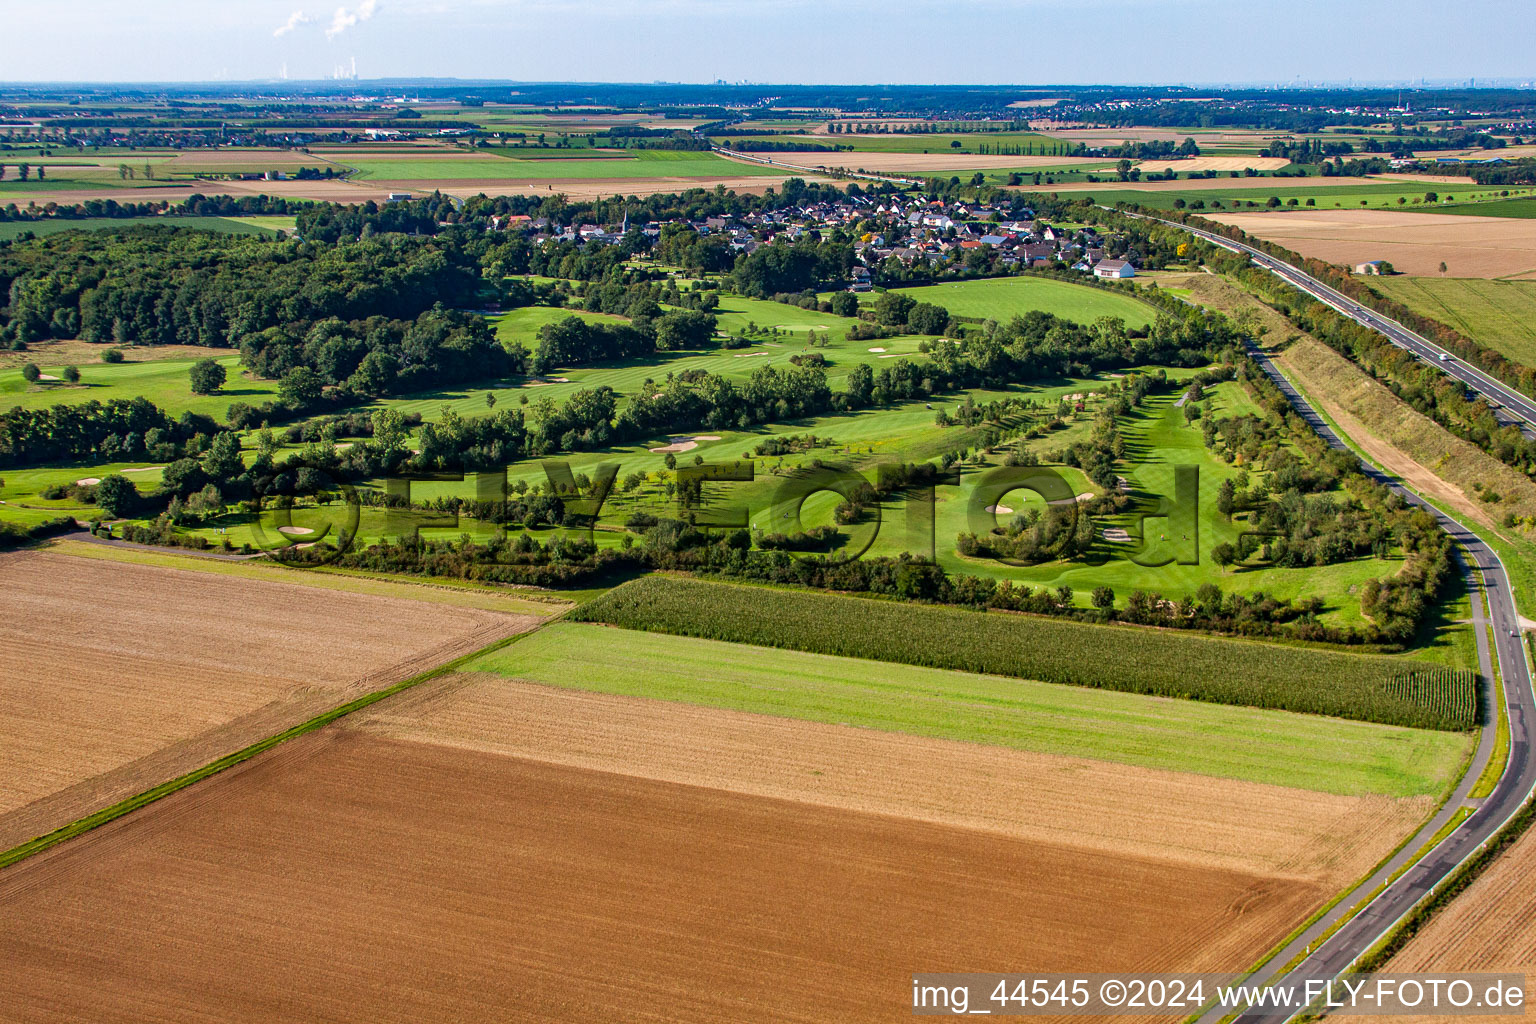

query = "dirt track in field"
(0, 551), (541, 851)
(1207, 209), (1536, 278)
(0, 728), (1325, 1023)
(356, 673), (1428, 886)
(1352, 822), (1536, 1023)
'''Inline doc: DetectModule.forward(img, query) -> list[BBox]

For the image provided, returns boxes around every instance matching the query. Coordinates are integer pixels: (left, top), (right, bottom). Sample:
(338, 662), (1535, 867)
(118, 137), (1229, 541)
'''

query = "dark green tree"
(189, 359), (226, 395)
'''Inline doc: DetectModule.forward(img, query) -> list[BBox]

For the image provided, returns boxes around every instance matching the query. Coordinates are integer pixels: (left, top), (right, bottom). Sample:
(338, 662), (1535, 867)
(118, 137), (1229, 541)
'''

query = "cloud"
(326, 0), (380, 39)
(273, 10), (312, 36)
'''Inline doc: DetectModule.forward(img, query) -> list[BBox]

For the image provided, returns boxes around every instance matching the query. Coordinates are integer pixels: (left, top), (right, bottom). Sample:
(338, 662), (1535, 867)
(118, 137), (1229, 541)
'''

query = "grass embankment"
(573, 576), (1476, 731)
(1271, 333), (1536, 608)
(467, 620), (1465, 797)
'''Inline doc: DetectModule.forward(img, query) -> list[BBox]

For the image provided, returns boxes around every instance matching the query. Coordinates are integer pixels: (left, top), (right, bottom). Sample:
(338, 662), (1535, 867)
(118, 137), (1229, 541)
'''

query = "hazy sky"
(1, 0), (1532, 85)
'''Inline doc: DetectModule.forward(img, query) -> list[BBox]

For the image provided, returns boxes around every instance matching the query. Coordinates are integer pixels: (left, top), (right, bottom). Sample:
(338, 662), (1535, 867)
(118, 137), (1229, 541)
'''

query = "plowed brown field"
(0, 728), (1329, 1024)
(0, 550), (541, 851)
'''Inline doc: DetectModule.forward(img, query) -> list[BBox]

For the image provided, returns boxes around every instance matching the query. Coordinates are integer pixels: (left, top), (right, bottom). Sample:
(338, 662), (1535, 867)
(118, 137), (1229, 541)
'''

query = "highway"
(1216, 346), (1536, 1024)
(1162, 215), (1536, 438)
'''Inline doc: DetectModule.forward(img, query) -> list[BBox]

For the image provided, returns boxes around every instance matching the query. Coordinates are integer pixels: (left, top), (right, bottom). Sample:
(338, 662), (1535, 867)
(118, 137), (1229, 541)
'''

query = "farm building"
(1355, 260), (1386, 275)
(1093, 259), (1136, 279)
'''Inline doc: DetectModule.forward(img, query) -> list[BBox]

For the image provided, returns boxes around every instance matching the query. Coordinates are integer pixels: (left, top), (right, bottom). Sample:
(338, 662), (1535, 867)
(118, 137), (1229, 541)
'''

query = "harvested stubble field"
(1208, 209), (1536, 278)
(0, 676), (1422, 1023)
(572, 577), (1478, 731)
(0, 549), (543, 851)
(1351, 820), (1536, 1024)
(356, 670), (1437, 878)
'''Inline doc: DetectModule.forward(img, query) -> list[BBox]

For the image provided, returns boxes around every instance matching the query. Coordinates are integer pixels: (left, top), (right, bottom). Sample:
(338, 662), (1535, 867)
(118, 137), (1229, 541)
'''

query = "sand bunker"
(121, 466), (163, 474)
(985, 504), (1014, 515)
(74, 478), (100, 486)
(523, 376), (572, 387)
(277, 526), (315, 536)
(1102, 527), (1131, 543)
(732, 352), (767, 358)
(868, 347), (886, 353)
(650, 434), (720, 454)
(36, 374), (60, 382)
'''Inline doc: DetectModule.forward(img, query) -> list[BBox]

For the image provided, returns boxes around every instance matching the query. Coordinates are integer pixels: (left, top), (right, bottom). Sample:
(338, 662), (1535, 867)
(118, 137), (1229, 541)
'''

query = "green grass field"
(892, 276), (1157, 327)
(466, 621), (1468, 797)
(0, 355), (277, 420)
(0, 216), (295, 241)
(1429, 196), (1536, 218)
(1370, 277), (1536, 369)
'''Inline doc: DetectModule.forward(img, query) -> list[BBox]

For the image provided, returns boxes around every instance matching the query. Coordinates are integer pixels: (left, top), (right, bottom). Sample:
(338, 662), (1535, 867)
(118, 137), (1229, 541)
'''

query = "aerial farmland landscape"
(6, 2), (1536, 1022)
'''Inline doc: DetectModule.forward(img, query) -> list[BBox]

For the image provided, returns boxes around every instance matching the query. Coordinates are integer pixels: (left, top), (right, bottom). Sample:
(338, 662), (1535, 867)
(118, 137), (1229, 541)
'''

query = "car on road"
(1439, 353), (1449, 361)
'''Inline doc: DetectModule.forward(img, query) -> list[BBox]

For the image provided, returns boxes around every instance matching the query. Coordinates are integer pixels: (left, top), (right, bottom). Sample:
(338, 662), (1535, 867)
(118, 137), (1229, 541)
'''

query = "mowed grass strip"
(572, 576), (1475, 731)
(468, 621), (1465, 797)
(892, 276), (1156, 328)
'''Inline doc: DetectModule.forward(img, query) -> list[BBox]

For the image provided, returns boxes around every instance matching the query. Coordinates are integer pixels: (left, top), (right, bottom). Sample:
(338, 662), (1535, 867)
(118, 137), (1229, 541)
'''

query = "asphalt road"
(1220, 347), (1536, 1023)
(1167, 217), (1536, 438)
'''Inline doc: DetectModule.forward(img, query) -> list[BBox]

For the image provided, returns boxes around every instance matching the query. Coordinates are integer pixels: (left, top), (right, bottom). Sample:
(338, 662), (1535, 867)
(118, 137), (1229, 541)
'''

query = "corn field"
(574, 576), (1479, 732)
(1384, 669), (1479, 731)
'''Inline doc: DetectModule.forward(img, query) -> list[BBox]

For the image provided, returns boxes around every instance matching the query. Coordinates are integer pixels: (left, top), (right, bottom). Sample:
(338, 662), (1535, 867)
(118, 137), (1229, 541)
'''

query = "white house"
(1093, 259), (1136, 279)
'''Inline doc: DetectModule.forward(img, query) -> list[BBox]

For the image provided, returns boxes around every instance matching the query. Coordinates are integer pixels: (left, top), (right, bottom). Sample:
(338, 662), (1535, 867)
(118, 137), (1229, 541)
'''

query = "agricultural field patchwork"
(0, 611), (1447, 1022)
(0, 726), (1335, 1023)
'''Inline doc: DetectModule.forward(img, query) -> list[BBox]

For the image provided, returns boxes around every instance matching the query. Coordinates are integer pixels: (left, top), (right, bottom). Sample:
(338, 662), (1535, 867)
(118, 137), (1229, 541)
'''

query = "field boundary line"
(0, 624), (549, 872)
